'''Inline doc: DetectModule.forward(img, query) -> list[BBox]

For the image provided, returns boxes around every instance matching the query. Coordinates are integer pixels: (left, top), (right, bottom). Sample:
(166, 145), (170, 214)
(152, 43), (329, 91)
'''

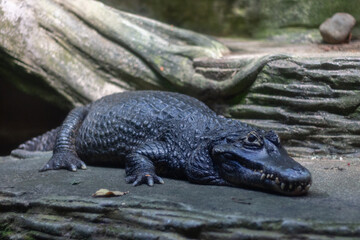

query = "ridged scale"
(75, 91), (229, 176)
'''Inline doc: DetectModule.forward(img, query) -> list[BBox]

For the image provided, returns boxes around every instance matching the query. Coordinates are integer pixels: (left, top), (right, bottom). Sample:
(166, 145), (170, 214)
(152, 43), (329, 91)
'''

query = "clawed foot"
(39, 152), (87, 172)
(125, 172), (164, 186)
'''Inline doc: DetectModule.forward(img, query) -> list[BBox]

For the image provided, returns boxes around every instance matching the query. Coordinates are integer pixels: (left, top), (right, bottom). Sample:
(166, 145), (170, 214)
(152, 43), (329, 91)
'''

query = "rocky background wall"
(0, 0), (360, 157)
(100, 0), (360, 39)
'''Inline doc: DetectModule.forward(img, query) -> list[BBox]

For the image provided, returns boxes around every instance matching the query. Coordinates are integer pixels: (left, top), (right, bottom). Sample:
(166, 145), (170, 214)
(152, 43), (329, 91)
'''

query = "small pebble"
(319, 13), (356, 44)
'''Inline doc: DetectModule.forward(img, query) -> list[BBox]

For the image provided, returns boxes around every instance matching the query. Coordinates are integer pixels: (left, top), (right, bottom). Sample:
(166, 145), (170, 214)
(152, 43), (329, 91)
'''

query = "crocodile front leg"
(125, 141), (174, 186)
(40, 106), (89, 172)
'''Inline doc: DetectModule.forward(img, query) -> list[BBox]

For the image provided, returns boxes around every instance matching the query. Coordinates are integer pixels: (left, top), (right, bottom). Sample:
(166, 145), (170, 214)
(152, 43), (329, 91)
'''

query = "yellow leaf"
(92, 188), (129, 198)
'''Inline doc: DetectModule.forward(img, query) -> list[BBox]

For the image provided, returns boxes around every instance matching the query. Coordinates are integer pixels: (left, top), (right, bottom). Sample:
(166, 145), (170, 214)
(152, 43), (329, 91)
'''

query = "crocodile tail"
(16, 127), (60, 151)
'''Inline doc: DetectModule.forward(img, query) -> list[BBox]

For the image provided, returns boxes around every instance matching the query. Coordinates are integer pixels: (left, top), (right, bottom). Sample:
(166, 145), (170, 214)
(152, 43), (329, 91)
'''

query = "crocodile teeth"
(289, 184), (293, 190)
(260, 170), (263, 173)
(270, 174), (274, 178)
(305, 184), (311, 191)
(260, 174), (266, 181)
(266, 174), (270, 179)
(275, 178), (280, 184)
(281, 183), (285, 190)
(296, 186), (302, 192)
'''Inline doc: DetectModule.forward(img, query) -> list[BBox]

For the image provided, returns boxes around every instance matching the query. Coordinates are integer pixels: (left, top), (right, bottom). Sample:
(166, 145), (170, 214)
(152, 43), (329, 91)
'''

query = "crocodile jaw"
(240, 160), (312, 196)
(212, 140), (312, 196)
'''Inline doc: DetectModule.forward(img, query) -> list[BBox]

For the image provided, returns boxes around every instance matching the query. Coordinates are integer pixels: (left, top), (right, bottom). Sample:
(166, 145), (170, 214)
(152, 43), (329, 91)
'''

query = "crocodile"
(15, 91), (312, 196)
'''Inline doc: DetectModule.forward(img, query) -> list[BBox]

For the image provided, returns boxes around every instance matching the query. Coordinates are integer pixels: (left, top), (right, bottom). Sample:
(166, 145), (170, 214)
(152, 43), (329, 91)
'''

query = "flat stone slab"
(219, 38), (360, 56)
(0, 153), (359, 239)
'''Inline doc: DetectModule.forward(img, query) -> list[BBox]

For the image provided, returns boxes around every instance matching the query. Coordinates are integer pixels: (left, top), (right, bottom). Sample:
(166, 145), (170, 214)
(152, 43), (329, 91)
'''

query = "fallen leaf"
(92, 189), (129, 198)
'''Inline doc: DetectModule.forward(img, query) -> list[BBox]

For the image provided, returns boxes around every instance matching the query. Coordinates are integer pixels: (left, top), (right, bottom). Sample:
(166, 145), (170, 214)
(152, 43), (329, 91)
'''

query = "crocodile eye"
(244, 131), (263, 149)
(247, 134), (257, 143)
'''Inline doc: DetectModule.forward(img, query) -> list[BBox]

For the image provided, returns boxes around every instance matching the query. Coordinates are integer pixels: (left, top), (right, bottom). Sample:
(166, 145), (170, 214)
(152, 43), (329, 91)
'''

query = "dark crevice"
(0, 79), (67, 156)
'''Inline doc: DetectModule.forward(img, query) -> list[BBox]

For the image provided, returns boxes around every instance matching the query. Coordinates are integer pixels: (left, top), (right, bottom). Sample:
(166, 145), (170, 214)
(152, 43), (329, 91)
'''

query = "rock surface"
(319, 13), (356, 44)
(0, 152), (360, 239)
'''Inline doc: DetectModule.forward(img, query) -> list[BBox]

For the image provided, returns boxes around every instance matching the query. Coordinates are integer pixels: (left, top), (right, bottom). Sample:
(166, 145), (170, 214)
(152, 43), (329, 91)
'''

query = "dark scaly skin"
(24, 91), (311, 196)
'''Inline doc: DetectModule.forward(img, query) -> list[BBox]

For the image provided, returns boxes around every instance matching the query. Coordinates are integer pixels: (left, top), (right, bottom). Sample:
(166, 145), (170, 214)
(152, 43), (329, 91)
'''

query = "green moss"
(228, 89), (250, 106)
(23, 235), (36, 240)
(152, 55), (164, 67)
(348, 105), (360, 120)
(0, 223), (14, 239)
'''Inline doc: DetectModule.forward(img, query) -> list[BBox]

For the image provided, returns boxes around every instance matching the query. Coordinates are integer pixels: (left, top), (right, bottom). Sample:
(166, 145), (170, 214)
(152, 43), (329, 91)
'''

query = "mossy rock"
(100, 0), (360, 40)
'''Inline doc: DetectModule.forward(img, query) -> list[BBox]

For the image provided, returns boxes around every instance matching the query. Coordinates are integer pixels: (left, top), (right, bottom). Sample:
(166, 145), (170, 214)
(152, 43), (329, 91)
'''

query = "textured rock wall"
(226, 57), (360, 156)
(1, 0), (360, 156)
(99, 0), (360, 39)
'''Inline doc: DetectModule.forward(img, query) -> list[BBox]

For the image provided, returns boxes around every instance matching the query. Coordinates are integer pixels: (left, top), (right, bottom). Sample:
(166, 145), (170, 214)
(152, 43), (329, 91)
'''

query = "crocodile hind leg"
(40, 106), (89, 172)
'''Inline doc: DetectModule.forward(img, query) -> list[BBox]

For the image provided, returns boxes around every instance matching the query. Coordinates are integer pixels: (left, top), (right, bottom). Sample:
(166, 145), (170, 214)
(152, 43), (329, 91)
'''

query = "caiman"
(14, 91), (312, 196)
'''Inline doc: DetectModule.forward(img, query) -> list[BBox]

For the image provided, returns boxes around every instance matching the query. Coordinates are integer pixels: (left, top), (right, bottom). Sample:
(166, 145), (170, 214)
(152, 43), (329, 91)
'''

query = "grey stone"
(319, 13), (356, 44)
(0, 152), (360, 239)
(1, 0), (360, 157)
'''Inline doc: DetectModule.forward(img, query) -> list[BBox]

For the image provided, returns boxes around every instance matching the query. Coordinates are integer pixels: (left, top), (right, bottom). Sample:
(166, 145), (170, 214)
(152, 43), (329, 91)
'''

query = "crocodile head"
(212, 130), (312, 196)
